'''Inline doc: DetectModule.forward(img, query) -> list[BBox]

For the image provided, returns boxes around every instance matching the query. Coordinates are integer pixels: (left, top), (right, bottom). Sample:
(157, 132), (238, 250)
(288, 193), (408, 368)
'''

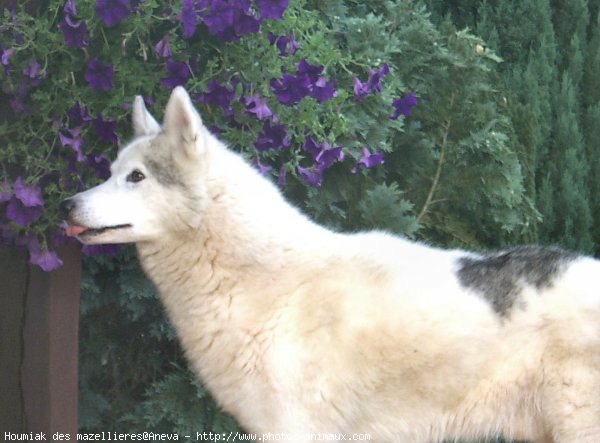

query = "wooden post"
(0, 247), (28, 432)
(0, 243), (81, 436)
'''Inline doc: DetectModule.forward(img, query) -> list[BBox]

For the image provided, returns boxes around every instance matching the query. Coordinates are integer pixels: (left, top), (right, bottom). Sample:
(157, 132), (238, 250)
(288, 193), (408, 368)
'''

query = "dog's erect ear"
(163, 87), (205, 159)
(132, 96), (161, 137)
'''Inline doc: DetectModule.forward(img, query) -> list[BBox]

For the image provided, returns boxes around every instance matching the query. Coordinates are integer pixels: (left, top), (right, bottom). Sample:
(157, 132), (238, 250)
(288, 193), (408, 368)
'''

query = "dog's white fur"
(65, 87), (600, 442)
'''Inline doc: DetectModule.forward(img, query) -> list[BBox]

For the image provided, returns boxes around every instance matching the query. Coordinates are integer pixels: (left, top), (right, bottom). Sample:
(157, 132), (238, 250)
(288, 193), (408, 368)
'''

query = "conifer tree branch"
(417, 93), (455, 223)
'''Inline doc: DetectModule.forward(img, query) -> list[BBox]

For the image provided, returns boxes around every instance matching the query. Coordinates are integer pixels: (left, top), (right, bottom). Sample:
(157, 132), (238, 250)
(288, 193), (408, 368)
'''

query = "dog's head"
(61, 87), (212, 245)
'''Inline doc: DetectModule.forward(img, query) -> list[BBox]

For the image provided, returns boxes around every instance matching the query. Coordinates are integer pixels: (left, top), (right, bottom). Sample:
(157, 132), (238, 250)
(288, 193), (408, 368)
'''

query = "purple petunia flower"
(93, 114), (119, 144)
(95, 0), (130, 27)
(200, 0), (234, 39)
(155, 35), (172, 58)
(195, 0), (286, 41)
(64, 0), (78, 16)
(303, 137), (343, 170)
(297, 59), (337, 103)
(6, 197), (43, 227)
(22, 60), (42, 81)
(297, 165), (324, 187)
(390, 91), (418, 119)
(302, 135), (321, 158)
(314, 141), (344, 169)
(1, 47), (15, 73)
(59, 126), (86, 161)
(21, 60), (45, 88)
(85, 154), (111, 180)
(311, 76), (337, 103)
(353, 64), (390, 102)
(199, 0), (261, 42)
(85, 58), (114, 91)
(267, 32), (298, 57)
(28, 238), (63, 271)
(256, 0), (289, 19)
(233, 7), (261, 35)
(297, 136), (343, 187)
(14, 177), (44, 207)
(181, 0), (198, 38)
(244, 93), (272, 120)
(367, 63), (389, 93)
(353, 77), (370, 102)
(60, 11), (88, 48)
(352, 147), (385, 173)
(254, 159), (273, 176)
(254, 120), (291, 151)
(161, 60), (192, 88)
(270, 74), (311, 106)
(67, 101), (92, 127)
(296, 59), (323, 83)
(271, 60), (336, 106)
(194, 80), (235, 113)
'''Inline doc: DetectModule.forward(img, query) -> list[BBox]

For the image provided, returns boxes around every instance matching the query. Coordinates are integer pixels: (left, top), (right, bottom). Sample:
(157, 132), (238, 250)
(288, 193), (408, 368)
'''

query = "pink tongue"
(66, 225), (87, 237)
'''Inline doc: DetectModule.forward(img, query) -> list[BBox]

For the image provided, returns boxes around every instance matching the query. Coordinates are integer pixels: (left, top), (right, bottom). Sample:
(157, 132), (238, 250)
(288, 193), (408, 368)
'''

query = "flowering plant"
(0, 0), (416, 270)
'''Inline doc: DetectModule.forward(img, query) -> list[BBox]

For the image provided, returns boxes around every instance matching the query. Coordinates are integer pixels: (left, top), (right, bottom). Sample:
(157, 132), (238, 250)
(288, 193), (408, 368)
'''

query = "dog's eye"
(127, 169), (145, 183)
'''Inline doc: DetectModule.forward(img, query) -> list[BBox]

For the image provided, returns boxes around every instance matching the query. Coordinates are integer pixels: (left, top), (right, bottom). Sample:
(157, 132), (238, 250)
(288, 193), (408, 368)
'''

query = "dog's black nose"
(59, 198), (77, 217)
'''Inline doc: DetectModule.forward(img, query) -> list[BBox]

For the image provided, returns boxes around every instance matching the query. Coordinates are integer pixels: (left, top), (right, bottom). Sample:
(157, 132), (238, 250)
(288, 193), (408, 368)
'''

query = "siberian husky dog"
(62, 87), (600, 443)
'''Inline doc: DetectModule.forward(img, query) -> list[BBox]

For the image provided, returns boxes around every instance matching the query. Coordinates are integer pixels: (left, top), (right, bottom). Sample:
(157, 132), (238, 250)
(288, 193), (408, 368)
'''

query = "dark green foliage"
(380, 7), (535, 247)
(583, 11), (600, 254)
(80, 247), (242, 433)
(584, 103), (600, 254)
(357, 183), (420, 236)
(551, 0), (589, 81)
(544, 74), (593, 253)
(469, 0), (557, 245)
(433, 0), (600, 255)
(584, 11), (600, 107)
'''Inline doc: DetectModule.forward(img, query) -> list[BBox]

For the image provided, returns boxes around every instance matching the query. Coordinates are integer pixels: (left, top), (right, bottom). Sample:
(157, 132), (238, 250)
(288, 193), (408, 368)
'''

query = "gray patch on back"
(456, 246), (577, 317)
